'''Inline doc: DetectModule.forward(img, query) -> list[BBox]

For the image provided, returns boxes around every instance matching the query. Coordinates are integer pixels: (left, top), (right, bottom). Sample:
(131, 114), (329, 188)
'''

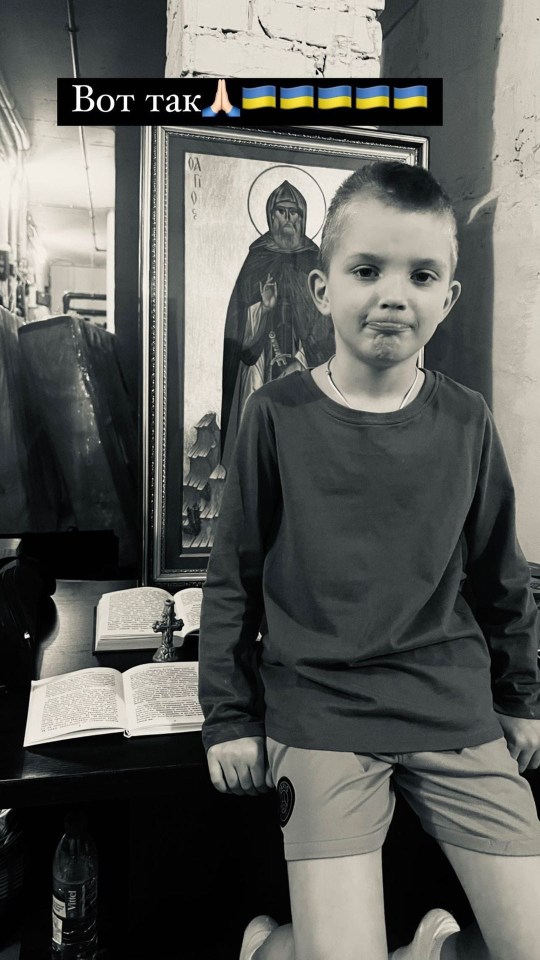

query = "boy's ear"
(441, 279), (461, 321)
(308, 268), (331, 315)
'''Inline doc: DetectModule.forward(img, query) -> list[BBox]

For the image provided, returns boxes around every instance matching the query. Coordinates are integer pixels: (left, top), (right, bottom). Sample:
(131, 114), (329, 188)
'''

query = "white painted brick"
(165, 14), (186, 76)
(307, 0), (335, 9)
(165, 45), (181, 78)
(368, 17), (382, 57)
(304, 9), (335, 47)
(335, 12), (355, 38)
(166, 0), (383, 78)
(180, 0), (196, 22)
(351, 14), (375, 53)
(261, 1), (307, 43)
(336, 0), (384, 13)
(365, 0), (385, 12)
(324, 47), (351, 76)
(169, 19), (184, 53)
(350, 54), (381, 77)
(183, 0), (250, 32)
(191, 32), (310, 77)
(172, 29), (197, 76)
(274, 0), (330, 9)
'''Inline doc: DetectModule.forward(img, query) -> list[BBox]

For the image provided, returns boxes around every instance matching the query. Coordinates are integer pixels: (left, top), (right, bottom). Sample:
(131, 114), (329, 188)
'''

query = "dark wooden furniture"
(0, 580), (206, 808)
(0, 581), (289, 960)
(2, 582), (538, 960)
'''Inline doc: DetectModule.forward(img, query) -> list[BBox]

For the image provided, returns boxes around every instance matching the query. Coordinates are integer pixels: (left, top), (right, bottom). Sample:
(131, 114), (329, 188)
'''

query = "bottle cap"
(64, 810), (88, 836)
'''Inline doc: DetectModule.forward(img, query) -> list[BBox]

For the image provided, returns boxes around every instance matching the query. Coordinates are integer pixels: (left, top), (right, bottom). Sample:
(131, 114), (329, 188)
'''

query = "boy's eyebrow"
(342, 252), (447, 270)
(410, 257), (447, 271)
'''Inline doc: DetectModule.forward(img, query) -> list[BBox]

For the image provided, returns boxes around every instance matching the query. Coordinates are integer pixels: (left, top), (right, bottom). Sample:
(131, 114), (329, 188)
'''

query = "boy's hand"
(498, 714), (540, 772)
(207, 736), (274, 796)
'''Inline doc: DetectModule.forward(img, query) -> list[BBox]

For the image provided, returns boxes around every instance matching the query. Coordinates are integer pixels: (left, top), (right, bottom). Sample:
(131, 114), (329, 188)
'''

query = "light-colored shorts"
(267, 736), (540, 861)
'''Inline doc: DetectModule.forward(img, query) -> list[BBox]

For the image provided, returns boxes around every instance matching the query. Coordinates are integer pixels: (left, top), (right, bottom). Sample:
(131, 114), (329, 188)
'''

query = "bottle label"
(52, 912), (63, 945)
(51, 884), (98, 949)
(52, 878), (97, 921)
(52, 894), (66, 918)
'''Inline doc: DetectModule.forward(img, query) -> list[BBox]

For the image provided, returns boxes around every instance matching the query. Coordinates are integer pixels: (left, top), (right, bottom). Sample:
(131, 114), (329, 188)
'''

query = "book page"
(23, 668), (126, 746)
(173, 587), (202, 635)
(99, 586), (172, 637)
(123, 662), (203, 733)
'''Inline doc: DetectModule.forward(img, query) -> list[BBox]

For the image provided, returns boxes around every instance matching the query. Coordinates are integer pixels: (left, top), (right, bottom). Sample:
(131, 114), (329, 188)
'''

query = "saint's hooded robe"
(220, 180), (334, 468)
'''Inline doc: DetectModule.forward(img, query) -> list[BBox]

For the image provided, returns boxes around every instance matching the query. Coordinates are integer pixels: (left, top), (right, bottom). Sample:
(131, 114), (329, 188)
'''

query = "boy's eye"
(352, 266), (379, 280)
(412, 270), (436, 285)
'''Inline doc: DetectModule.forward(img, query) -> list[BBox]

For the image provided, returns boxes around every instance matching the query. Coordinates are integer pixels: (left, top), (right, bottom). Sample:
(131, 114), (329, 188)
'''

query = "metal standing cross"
(152, 598), (184, 662)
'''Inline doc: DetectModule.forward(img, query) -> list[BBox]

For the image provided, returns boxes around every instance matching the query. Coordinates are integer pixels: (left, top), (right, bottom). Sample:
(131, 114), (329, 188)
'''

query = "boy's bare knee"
(254, 923), (295, 960)
(287, 851), (388, 960)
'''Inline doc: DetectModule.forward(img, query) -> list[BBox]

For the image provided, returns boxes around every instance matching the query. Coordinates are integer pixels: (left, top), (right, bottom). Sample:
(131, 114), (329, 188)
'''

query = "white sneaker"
(239, 915), (279, 960)
(390, 908), (460, 960)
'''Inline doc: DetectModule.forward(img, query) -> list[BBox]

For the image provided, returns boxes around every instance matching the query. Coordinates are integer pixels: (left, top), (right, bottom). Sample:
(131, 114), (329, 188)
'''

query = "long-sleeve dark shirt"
(199, 369), (540, 753)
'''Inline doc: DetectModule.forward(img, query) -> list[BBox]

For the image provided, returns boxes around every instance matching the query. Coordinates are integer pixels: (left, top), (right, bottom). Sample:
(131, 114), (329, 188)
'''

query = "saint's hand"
(498, 714), (540, 772)
(260, 274), (278, 310)
(207, 736), (274, 796)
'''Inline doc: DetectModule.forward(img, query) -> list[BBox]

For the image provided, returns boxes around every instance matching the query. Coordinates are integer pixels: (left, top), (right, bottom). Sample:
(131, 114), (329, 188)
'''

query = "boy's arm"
(198, 392), (280, 755)
(464, 406), (540, 766)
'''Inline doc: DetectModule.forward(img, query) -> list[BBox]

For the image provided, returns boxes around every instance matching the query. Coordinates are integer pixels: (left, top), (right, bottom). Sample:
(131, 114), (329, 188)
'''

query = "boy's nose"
(380, 296), (407, 310)
(378, 279), (408, 310)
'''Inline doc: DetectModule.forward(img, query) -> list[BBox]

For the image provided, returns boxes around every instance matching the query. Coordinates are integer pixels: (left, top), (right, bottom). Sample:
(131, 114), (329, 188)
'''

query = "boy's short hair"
(320, 161), (459, 276)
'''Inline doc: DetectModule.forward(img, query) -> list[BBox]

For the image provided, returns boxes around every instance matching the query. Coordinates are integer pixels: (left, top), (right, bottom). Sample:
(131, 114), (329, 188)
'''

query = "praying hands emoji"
(202, 79), (241, 117)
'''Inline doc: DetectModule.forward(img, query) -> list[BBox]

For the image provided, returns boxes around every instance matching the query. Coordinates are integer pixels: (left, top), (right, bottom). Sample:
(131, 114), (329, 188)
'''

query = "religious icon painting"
(141, 125), (428, 586)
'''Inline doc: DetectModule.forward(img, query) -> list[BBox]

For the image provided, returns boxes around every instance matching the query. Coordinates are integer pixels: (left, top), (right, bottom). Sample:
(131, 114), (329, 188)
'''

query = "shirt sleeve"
(464, 404), (540, 719)
(198, 392), (281, 751)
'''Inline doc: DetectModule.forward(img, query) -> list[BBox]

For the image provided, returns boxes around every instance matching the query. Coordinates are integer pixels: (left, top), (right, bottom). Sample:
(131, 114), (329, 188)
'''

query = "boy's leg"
(254, 849), (387, 960)
(258, 740), (396, 959)
(394, 740), (540, 960)
(438, 844), (540, 960)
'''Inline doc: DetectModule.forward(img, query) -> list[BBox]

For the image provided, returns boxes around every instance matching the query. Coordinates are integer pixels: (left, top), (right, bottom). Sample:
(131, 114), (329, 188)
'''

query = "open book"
(94, 585), (202, 652)
(23, 662), (203, 746)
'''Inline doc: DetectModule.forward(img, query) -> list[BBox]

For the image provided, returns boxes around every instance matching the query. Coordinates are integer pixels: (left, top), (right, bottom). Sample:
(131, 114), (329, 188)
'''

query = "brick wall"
(166, 0), (385, 78)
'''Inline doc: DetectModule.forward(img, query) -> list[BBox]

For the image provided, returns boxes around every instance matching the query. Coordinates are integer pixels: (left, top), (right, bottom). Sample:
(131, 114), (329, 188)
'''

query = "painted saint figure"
(220, 179), (334, 467)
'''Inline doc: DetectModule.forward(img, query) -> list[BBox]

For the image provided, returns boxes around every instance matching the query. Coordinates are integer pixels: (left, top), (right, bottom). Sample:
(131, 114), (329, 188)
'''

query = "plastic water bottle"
(51, 811), (98, 959)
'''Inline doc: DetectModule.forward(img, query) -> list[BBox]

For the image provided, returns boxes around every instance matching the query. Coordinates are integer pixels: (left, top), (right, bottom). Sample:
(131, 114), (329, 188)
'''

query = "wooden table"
(0, 581), (289, 960)
(0, 580), (206, 809)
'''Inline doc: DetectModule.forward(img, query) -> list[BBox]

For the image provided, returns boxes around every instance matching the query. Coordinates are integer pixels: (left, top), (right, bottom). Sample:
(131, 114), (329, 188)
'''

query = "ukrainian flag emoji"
(280, 85), (315, 109)
(242, 85), (277, 109)
(356, 85), (390, 109)
(318, 85), (352, 109)
(394, 85), (428, 109)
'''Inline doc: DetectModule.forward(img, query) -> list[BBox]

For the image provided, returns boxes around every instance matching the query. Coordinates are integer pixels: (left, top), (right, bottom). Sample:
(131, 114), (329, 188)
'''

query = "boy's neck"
(313, 354), (424, 413)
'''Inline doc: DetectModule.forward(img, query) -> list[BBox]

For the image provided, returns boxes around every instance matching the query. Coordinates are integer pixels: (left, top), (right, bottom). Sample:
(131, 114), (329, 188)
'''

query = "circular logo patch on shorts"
(277, 776), (295, 826)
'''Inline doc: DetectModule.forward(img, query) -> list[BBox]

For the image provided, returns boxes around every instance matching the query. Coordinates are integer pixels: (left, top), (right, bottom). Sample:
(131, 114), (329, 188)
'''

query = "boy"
(199, 162), (540, 960)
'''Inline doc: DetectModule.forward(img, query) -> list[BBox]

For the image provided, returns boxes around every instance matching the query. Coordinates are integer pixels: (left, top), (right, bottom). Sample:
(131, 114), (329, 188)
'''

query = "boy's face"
(309, 196), (461, 368)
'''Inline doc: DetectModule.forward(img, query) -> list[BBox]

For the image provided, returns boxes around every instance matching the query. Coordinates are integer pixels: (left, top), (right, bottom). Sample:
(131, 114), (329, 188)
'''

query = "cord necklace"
(325, 355), (420, 411)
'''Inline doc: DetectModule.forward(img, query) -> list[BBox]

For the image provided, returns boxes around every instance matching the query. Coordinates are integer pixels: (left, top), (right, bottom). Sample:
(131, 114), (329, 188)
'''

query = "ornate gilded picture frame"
(141, 125), (428, 586)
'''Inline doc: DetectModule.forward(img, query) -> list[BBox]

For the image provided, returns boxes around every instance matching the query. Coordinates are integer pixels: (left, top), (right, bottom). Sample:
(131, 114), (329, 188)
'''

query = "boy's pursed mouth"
(366, 320), (411, 332)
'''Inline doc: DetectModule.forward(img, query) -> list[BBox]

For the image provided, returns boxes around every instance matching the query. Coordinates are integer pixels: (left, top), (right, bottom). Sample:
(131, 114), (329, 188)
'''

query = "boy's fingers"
(228, 759), (267, 795)
(518, 749), (535, 773)
(265, 764), (274, 789)
(207, 755), (228, 793)
(235, 761), (256, 793)
(249, 756), (268, 792)
(210, 756), (245, 794)
(206, 738), (269, 795)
